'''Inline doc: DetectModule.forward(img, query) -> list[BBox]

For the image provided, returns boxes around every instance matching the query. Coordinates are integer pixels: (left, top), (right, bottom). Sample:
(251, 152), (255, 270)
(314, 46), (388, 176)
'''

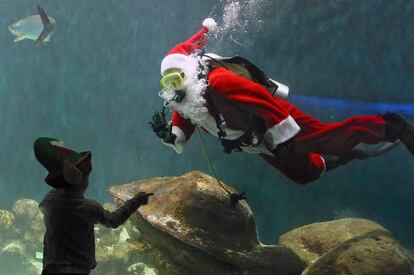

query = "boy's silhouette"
(34, 137), (152, 275)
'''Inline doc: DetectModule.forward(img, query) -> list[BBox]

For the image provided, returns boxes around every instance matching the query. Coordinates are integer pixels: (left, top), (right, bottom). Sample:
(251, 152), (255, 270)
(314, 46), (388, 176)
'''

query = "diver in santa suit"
(151, 18), (414, 184)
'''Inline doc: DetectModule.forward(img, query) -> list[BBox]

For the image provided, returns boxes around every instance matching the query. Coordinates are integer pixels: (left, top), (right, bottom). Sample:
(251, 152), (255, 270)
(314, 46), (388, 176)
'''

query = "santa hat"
(160, 18), (217, 76)
(34, 137), (92, 188)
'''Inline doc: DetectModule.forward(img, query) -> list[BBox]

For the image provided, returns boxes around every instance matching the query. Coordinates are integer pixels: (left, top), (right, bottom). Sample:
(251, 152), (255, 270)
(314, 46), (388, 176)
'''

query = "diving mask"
(160, 72), (185, 90)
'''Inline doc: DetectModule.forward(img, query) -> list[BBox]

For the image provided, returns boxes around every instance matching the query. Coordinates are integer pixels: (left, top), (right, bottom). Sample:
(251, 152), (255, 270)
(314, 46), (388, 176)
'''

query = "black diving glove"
(149, 111), (176, 143)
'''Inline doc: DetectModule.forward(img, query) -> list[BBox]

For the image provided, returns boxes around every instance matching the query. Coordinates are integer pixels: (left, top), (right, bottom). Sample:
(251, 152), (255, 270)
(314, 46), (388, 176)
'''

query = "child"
(34, 137), (152, 275)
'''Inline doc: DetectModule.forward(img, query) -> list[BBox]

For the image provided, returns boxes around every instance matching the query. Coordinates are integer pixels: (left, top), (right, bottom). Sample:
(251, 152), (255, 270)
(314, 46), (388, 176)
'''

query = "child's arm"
(90, 192), (152, 228)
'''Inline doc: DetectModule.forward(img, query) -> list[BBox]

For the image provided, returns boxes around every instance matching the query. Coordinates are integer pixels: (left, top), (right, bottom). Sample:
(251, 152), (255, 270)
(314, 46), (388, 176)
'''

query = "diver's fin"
(35, 28), (50, 46)
(324, 141), (401, 172)
(354, 141), (401, 159)
(14, 35), (25, 42)
(374, 141), (401, 156)
(37, 4), (50, 26)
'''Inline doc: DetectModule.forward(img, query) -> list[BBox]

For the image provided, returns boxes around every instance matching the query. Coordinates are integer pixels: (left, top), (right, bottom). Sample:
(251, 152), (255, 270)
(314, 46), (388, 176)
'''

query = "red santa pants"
(261, 99), (387, 184)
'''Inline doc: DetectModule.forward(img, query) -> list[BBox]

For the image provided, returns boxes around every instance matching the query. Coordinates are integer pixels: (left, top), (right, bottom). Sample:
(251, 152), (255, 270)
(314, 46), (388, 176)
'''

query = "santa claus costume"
(155, 18), (414, 185)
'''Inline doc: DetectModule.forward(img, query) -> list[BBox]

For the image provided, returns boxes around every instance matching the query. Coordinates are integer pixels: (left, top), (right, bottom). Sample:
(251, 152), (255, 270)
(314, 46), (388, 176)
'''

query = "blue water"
(0, 0), (413, 250)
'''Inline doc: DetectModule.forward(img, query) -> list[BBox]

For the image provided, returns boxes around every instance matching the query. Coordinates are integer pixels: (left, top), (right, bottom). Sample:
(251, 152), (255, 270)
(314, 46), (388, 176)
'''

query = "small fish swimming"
(8, 5), (56, 46)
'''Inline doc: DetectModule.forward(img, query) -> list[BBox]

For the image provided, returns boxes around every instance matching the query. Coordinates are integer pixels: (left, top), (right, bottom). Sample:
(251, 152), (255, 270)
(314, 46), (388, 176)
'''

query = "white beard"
(159, 56), (210, 125)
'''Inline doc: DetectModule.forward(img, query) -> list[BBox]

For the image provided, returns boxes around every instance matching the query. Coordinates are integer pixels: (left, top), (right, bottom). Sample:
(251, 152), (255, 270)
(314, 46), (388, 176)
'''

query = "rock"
(108, 171), (304, 275)
(1, 240), (26, 258)
(30, 211), (45, 232)
(24, 212), (45, 253)
(11, 199), (39, 223)
(279, 218), (389, 265)
(0, 209), (15, 229)
(0, 209), (15, 237)
(23, 258), (43, 275)
(95, 203), (125, 243)
(8, 202), (45, 255)
(95, 242), (130, 275)
(0, 240), (28, 274)
(279, 218), (414, 275)
(96, 224), (125, 249)
(302, 231), (414, 275)
(94, 203), (158, 274)
(125, 219), (142, 241)
(127, 262), (157, 275)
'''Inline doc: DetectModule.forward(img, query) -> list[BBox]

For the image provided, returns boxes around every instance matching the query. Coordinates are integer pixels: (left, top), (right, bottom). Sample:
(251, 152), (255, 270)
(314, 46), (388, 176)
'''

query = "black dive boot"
(383, 113), (414, 156)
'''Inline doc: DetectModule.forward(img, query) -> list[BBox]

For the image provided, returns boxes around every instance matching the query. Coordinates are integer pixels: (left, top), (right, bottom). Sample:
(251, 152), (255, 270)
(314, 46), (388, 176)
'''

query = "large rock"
(0, 240), (29, 274)
(11, 199), (39, 223)
(108, 171), (305, 275)
(0, 210), (15, 230)
(0, 209), (15, 241)
(279, 218), (414, 275)
(279, 218), (389, 265)
(94, 241), (131, 275)
(302, 231), (414, 275)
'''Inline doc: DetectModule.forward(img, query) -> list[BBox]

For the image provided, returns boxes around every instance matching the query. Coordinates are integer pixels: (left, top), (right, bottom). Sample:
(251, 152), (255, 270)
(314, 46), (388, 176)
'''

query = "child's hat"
(34, 137), (92, 188)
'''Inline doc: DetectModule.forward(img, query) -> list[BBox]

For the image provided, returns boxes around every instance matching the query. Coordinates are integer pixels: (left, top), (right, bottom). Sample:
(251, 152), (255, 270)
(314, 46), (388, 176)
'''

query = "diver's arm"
(208, 67), (300, 150)
(93, 193), (152, 229)
(162, 111), (195, 154)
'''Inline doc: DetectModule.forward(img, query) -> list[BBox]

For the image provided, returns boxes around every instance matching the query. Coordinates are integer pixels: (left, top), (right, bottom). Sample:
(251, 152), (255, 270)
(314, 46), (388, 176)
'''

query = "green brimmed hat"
(34, 137), (92, 188)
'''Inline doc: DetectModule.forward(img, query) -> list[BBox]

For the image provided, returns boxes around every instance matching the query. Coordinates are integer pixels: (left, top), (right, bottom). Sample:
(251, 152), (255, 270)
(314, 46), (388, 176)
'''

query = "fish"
(8, 5), (56, 45)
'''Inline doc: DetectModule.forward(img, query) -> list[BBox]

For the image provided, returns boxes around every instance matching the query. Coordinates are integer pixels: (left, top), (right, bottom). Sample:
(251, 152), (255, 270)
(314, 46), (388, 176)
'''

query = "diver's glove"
(149, 111), (176, 143)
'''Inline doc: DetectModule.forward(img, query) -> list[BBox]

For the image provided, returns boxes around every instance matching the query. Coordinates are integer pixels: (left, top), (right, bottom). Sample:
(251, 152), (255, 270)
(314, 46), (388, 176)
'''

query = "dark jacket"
(39, 188), (141, 273)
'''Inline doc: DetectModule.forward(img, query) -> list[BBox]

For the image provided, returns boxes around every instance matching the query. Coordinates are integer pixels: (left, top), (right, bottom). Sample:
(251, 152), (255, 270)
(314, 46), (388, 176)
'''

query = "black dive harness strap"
(198, 54), (244, 154)
(200, 54), (266, 154)
(203, 88), (245, 154)
(203, 88), (227, 140)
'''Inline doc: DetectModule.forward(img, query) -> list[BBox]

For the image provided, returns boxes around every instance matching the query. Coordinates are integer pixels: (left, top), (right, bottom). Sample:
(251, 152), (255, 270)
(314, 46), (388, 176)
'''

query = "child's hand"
(134, 192), (154, 205)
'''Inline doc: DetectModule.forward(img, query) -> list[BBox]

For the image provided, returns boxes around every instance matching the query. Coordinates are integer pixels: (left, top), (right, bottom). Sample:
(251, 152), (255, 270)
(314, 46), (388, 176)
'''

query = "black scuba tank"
(201, 53), (289, 99)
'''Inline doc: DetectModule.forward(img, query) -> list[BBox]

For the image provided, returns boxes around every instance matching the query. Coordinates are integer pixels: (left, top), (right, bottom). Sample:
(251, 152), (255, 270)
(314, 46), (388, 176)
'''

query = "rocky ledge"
(108, 171), (414, 275)
(1, 171), (412, 275)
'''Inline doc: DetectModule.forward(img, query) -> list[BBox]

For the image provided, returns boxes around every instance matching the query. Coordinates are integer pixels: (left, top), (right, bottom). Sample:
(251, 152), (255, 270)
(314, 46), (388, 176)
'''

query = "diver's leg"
(294, 114), (386, 155)
(260, 152), (325, 185)
(285, 101), (414, 156)
(273, 100), (385, 155)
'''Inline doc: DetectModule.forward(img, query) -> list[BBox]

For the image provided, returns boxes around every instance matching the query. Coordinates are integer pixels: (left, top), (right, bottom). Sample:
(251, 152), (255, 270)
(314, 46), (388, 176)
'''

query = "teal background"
(0, 0), (413, 249)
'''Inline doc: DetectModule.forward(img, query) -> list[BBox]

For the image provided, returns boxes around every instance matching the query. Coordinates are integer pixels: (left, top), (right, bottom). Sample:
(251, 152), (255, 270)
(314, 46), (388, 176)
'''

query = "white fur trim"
(162, 126), (187, 154)
(264, 115), (301, 150)
(161, 54), (190, 75)
(202, 18), (217, 32)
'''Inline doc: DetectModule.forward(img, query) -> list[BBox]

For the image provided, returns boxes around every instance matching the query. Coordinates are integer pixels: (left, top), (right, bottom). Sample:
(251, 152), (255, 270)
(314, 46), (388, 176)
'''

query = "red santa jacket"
(165, 66), (301, 154)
